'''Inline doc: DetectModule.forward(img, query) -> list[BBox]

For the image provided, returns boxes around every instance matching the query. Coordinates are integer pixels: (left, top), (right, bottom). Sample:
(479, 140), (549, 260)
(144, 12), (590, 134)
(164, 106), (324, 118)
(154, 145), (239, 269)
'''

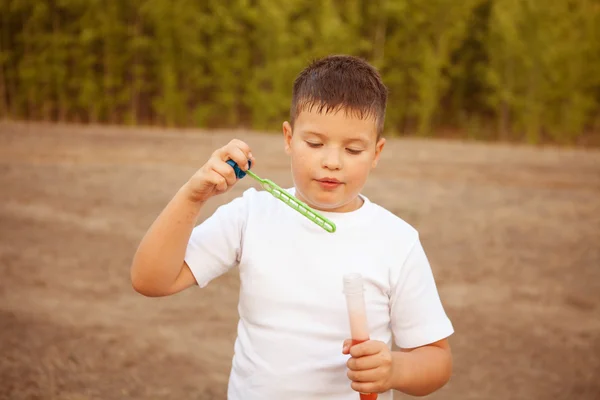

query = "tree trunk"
(500, 52), (513, 140)
(53, 7), (67, 122)
(373, 0), (387, 65)
(130, 15), (140, 125)
(0, 31), (7, 118)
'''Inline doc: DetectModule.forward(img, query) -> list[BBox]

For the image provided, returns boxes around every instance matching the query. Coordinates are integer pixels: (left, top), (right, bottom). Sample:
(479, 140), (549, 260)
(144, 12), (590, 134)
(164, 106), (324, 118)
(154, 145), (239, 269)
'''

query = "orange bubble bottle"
(343, 273), (378, 400)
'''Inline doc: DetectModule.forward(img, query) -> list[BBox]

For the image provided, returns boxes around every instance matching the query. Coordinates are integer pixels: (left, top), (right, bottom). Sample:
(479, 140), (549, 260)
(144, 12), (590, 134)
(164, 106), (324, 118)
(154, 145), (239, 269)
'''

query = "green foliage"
(1, 0), (598, 144)
(485, 0), (600, 143)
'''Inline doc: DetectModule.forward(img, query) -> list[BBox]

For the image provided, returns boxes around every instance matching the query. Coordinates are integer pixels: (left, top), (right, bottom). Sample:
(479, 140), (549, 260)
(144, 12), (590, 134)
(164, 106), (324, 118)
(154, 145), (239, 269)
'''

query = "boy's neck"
(337, 195), (364, 213)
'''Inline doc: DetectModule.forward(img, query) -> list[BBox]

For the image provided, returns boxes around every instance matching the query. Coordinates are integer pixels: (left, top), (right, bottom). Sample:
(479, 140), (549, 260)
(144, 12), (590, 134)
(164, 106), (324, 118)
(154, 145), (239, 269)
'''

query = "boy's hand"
(185, 139), (255, 203)
(342, 339), (396, 394)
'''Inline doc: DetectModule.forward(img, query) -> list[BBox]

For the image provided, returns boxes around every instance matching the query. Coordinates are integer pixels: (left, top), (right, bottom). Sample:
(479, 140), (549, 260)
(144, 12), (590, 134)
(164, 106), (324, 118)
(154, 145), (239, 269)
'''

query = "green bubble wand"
(227, 159), (336, 233)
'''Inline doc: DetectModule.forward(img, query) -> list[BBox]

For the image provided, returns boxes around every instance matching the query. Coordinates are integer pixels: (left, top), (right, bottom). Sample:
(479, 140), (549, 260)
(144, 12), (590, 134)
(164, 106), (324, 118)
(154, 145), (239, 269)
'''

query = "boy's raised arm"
(130, 139), (254, 297)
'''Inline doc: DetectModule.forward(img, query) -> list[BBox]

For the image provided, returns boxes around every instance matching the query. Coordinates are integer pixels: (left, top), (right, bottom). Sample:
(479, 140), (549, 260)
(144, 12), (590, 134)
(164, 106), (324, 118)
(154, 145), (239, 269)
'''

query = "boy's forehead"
(294, 108), (378, 140)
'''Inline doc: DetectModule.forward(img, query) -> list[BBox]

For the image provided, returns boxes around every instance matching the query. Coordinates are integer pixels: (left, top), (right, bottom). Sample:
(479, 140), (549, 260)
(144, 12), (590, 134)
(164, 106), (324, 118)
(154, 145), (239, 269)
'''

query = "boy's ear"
(283, 121), (293, 155)
(371, 137), (386, 168)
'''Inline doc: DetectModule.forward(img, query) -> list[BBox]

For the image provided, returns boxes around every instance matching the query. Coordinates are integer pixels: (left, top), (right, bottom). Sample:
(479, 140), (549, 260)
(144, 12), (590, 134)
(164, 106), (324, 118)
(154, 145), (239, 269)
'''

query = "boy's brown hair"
(290, 54), (388, 137)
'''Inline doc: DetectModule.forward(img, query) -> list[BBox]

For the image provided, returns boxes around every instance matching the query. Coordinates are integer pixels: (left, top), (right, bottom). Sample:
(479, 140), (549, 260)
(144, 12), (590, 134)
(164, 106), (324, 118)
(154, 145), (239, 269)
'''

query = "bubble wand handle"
(343, 273), (378, 400)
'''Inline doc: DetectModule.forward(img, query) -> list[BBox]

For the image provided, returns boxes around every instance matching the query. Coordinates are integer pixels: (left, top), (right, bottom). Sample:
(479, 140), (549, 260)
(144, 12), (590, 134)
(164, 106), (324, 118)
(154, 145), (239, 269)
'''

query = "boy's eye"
(346, 148), (363, 155)
(306, 141), (322, 148)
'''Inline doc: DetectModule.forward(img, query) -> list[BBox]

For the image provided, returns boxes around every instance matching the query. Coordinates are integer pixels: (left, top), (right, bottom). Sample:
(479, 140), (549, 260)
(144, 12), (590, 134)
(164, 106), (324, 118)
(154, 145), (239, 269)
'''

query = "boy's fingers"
(228, 146), (251, 171)
(218, 140), (253, 168)
(347, 366), (381, 382)
(349, 340), (380, 358)
(347, 354), (381, 371)
(342, 339), (353, 354)
(229, 139), (252, 157)
(351, 381), (379, 395)
(211, 161), (237, 187)
(206, 169), (227, 192)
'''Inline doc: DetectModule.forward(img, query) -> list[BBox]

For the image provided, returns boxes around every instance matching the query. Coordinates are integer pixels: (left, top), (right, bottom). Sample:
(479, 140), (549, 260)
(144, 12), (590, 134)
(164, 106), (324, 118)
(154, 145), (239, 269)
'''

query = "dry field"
(1, 120), (599, 399)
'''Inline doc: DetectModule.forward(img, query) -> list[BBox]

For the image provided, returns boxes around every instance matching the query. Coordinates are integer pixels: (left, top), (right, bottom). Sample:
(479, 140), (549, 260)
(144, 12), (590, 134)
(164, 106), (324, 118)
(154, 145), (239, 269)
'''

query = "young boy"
(131, 55), (454, 399)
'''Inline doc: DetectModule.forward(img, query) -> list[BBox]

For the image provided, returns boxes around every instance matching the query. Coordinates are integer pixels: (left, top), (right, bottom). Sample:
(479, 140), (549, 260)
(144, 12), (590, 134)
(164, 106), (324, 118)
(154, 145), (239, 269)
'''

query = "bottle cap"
(226, 159), (252, 179)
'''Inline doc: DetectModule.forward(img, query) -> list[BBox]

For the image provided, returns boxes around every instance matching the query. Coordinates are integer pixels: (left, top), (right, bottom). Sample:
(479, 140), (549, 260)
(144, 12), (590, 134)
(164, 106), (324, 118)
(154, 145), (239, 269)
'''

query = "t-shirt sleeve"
(184, 188), (253, 288)
(389, 236), (454, 349)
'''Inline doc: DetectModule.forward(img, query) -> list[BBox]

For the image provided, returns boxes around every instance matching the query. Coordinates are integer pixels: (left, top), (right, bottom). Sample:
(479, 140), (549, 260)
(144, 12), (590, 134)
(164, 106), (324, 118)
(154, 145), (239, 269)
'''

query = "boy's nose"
(321, 149), (342, 170)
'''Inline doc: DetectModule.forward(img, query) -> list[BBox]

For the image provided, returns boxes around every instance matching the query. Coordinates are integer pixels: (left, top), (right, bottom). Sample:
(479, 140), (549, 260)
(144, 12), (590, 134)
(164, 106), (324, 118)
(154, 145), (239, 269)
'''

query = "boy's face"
(283, 108), (386, 213)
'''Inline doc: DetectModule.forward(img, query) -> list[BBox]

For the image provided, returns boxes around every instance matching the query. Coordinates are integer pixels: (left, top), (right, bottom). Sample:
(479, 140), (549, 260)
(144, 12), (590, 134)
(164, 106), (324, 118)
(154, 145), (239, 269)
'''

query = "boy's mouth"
(317, 177), (342, 183)
(316, 177), (343, 189)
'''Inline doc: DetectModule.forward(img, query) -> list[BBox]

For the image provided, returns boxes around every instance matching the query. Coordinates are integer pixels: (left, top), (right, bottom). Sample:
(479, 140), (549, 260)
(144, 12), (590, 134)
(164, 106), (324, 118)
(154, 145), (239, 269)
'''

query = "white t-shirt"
(184, 187), (453, 399)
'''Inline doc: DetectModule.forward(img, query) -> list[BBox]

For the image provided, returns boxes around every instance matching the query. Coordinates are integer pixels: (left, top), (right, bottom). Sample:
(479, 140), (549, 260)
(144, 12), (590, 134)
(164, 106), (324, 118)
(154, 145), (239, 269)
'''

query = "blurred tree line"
(1, 0), (599, 144)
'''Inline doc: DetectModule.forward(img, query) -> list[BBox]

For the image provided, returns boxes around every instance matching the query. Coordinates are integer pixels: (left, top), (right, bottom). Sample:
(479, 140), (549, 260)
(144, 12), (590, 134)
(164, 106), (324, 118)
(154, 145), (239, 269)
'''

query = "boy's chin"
(302, 193), (355, 213)
(294, 184), (360, 212)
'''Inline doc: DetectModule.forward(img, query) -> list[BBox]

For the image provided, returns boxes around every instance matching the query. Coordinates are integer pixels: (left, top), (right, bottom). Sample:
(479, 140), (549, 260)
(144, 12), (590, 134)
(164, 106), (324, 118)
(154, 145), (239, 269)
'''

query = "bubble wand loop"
(226, 160), (336, 233)
(343, 273), (378, 400)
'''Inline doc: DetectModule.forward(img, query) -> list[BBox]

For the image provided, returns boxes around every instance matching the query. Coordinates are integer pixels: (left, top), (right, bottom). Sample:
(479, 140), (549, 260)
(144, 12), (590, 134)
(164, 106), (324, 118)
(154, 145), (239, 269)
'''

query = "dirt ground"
(1, 120), (599, 400)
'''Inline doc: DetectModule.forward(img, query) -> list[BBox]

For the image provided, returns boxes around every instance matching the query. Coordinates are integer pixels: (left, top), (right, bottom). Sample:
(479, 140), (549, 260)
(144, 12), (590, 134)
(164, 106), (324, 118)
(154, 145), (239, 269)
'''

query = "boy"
(131, 55), (454, 399)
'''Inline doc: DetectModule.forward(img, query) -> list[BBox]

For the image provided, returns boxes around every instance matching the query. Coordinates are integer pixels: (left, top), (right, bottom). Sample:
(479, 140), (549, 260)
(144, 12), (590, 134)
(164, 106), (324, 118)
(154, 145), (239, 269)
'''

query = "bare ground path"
(1, 121), (599, 399)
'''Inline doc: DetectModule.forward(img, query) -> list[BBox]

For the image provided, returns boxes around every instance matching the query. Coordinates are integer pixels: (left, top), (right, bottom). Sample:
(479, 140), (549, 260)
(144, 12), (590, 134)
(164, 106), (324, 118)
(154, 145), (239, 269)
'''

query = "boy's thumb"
(342, 339), (353, 354)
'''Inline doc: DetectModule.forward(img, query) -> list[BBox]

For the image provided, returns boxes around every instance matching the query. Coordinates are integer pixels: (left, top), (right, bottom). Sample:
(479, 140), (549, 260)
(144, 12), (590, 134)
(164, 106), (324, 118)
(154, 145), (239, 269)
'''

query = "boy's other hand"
(185, 139), (255, 203)
(342, 338), (395, 394)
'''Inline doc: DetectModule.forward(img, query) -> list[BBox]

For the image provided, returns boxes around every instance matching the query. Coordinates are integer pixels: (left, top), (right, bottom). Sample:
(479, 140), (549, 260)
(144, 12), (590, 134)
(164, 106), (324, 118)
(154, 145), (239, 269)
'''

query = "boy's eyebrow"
(302, 130), (327, 138)
(303, 130), (370, 145)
